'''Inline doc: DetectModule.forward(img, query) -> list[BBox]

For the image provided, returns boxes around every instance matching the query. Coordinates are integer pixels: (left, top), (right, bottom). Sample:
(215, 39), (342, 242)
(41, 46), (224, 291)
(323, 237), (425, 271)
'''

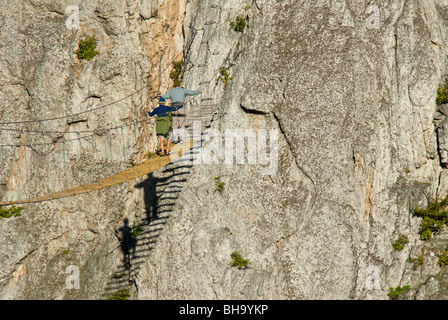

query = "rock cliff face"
(0, 0), (185, 299)
(2, 0), (448, 300)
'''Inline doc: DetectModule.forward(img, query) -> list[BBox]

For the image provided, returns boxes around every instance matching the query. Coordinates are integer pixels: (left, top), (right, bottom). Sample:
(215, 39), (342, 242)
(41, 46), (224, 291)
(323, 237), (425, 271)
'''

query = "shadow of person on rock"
(135, 172), (160, 223)
(135, 168), (191, 224)
(118, 218), (136, 270)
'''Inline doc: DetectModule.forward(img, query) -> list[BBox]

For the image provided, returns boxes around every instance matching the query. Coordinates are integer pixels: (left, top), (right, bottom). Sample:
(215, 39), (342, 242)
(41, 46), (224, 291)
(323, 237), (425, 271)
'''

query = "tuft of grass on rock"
(413, 195), (448, 240)
(392, 234), (409, 251)
(436, 78), (448, 106)
(214, 176), (225, 193)
(170, 60), (185, 87)
(76, 36), (99, 61)
(0, 206), (24, 219)
(230, 251), (250, 269)
(407, 255), (424, 270)
(133, 225), (143, 238)
(387, 285), (411, 300)
(438, 250), (448, 267)
(220, 67), (233, 90)
(230, 15), (247, 33)
(107, 288), (131, 300)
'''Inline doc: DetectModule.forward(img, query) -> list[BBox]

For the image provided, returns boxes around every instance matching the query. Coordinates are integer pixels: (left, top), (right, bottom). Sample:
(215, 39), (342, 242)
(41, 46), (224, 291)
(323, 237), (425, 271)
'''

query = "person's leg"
(166, 138), (171, 155)
(172, 116), (179, 143)
(178, 116), (186, 143)
(177, 107), (186, 143)
(159, 136), (165, 155)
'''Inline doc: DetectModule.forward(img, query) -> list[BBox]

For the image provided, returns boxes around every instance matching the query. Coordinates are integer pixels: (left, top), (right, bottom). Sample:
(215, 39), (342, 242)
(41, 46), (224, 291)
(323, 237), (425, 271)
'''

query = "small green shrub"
(214, 176), (225, 192)
(230, 251), (250, 269)
(413, 195), (448, 240)
(439, 250), (448, 267)
(387, 285), (411, 300)
(76, 36), (99, 61)
(62, 249), (70, 255)
(108, 288), (131, 300)
(436, 79), (448, 106)
(0, 206), (24, 219)
(170, 60), (185, 87)
(392, 234), (409, 251)
(133, 225), (143, 238)
(225, 227), (233, 235)
(230, 15), (247, 32)
(220, 67), (233, 90)
(407, 256), (424, 270)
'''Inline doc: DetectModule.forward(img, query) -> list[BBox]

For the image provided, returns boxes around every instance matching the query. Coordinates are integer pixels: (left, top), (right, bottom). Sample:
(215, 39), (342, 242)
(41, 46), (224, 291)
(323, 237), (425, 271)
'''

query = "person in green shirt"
(148, 97), (184, 156)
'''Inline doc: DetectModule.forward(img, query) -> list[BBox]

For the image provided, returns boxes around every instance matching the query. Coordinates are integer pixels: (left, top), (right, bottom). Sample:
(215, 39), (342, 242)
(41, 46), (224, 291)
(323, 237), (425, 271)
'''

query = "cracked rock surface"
(2, 0), (448, 300)
(136, 0), (448, 299)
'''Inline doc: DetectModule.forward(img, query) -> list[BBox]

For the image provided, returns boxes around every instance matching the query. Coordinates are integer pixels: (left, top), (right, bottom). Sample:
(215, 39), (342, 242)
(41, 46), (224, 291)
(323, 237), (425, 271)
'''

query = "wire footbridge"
(0, 51), (220, 207)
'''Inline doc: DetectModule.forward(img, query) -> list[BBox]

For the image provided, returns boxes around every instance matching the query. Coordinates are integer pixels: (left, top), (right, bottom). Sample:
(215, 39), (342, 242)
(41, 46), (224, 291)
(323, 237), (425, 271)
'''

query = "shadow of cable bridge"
(102, 103), (218, 299)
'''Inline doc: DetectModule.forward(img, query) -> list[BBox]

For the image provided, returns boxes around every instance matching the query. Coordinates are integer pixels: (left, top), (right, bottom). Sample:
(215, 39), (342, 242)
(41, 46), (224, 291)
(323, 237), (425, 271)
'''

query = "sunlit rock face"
(2, 0), (448, 300)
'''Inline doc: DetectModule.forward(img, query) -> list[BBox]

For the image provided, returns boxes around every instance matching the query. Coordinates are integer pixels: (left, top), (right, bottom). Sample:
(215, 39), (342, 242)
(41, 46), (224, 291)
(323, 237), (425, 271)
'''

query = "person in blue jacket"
(148, 97), (184, 156)
(162, 85), (201, 144)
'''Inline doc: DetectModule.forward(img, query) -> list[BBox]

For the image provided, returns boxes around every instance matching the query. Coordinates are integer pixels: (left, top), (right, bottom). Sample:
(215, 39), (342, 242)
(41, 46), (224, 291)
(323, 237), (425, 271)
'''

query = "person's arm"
(148, 107), (158, 117)
(182, 88), (201, 96)
(161, 90), (172, 99)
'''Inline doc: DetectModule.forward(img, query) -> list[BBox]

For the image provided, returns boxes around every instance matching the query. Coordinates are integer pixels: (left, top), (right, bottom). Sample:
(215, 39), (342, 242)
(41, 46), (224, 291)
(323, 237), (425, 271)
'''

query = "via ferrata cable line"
(0, 64), (222, 205)
(0, 50), (184, 126)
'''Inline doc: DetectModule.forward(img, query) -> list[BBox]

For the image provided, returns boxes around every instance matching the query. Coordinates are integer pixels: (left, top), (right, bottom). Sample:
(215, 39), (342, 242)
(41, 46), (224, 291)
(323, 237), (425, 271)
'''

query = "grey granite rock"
(2, 0), (448, 300)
